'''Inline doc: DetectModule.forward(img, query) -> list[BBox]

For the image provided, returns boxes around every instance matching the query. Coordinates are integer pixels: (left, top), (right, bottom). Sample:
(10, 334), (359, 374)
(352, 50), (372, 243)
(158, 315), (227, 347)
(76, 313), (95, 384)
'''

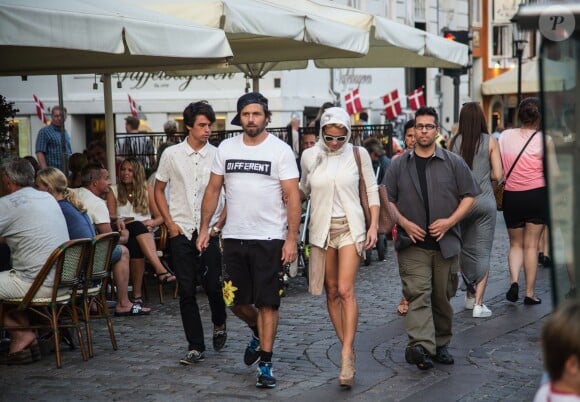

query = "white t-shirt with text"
(212, 133), (299, 240)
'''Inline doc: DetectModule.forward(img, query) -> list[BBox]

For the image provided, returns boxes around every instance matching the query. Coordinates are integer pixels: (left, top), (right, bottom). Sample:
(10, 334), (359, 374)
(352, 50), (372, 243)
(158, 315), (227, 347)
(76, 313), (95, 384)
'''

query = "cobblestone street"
(0, 215), (552, 401)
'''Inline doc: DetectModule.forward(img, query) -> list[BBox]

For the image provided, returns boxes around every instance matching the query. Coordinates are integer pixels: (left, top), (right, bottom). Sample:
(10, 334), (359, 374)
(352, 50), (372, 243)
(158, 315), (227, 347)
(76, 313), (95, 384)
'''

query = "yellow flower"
(222, 280), (238, 307)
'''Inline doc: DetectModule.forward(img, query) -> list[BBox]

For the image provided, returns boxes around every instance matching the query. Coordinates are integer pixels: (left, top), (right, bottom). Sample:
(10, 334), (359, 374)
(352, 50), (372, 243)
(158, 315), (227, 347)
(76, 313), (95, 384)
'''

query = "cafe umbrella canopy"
(0, 0), (232, 179)
(271, 0), (469, 69)
(157, 0), (468, 91)
(135, 0), (372, 91)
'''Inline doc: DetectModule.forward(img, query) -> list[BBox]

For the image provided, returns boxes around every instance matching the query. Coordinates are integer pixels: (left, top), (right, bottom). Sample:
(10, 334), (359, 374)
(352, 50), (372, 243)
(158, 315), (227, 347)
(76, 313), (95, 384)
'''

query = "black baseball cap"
(230, 92), (269, 126)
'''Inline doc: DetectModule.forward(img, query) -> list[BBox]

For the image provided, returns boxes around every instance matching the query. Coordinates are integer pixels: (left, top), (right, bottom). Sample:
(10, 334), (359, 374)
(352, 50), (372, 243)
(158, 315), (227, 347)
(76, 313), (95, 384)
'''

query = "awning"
(481, 59), (575, 95)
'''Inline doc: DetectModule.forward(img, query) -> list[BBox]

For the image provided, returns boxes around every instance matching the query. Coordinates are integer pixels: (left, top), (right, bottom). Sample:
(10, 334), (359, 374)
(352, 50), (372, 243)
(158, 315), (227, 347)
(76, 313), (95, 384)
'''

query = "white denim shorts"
(327, 217), (355, 249)
(0, 270), (53, 300)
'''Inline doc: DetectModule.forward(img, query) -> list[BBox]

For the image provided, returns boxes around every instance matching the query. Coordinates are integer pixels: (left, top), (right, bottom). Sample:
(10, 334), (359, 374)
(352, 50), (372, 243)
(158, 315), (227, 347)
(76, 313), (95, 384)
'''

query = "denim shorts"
(111, 244), (122, 264)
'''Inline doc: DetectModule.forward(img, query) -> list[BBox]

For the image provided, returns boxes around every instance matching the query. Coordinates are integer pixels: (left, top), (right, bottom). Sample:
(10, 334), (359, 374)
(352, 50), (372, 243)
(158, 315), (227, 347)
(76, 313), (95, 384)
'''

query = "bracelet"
(212, 226), (222, 233)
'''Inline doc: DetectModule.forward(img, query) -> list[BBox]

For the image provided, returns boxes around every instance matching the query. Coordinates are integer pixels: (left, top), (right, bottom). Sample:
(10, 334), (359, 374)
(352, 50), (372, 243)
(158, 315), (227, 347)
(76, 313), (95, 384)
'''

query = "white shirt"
(74, 187), (110, 225)
(533, 383), (580, 402)
(212, 133), (299, 240)
(0, 187), (69, 286)
(110, 184), (151, 222)
(156, 139), (224, 240)
(300, 143), (378, 249)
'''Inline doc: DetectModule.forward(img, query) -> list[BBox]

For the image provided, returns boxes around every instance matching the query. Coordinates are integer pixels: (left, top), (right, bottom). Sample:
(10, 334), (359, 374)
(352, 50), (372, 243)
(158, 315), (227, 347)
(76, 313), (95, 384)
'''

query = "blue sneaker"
(256, 362), (276, 388)
(244, 335), (260, 366)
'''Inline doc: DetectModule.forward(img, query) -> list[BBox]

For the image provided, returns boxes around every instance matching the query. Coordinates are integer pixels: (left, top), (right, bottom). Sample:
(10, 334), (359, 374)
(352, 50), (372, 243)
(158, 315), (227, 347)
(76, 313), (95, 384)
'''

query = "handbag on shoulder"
(353, 147), (396, 234)
(495, 130), (538, 211)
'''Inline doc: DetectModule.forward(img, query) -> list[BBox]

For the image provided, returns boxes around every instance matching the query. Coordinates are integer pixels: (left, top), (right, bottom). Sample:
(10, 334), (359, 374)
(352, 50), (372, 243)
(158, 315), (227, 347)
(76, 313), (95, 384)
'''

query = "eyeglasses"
(415, 124), (437, 131)
(323, 135), (347, 143)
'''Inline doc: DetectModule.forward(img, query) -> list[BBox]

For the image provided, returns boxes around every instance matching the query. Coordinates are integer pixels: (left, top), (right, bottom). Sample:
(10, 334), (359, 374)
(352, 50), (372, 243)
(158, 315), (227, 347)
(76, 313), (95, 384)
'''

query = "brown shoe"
(339, 353), (356, 389)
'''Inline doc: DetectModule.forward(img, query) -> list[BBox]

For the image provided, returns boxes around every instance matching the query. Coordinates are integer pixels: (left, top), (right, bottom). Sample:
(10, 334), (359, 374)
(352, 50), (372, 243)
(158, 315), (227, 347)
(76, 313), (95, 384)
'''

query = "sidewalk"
(0, 215), (552, 402)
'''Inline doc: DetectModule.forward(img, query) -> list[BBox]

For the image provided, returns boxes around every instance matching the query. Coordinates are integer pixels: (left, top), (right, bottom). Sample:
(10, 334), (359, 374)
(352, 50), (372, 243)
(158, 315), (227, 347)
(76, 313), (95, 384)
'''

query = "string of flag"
(343, 86), (426, 119)
(33, 94), (47, 124)
(128, 94), (139, 118)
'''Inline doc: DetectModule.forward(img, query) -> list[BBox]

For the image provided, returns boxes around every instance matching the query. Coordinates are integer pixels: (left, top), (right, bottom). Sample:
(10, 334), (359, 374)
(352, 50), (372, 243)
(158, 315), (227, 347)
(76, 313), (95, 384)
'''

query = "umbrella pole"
(252, 76), (260, 92)
(57, 75), (67, 173)
(103, 74), (116, 183)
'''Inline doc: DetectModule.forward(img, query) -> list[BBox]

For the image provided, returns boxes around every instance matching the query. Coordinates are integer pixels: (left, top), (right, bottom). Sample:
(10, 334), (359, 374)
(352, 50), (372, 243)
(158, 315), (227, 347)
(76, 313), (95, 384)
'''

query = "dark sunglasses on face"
(323, 135), (347, 143)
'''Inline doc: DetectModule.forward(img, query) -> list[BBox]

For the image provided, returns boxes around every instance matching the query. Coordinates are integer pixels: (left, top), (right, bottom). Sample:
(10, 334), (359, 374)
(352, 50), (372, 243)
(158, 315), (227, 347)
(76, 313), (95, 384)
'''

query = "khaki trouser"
(397, 246), (459, 355)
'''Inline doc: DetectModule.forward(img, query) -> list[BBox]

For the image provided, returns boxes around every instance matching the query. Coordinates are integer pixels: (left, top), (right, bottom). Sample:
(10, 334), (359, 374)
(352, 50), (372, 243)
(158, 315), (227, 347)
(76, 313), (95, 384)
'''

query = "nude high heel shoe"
(339, 353), (356, 389)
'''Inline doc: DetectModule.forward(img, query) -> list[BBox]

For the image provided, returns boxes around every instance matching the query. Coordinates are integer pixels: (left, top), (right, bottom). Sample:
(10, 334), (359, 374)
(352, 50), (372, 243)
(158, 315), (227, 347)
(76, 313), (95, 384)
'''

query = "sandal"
(131, 297), (144, 306)
(114, 303), (151, 317)
(157, 271), (176, 284)
(397, 297), (409, 316)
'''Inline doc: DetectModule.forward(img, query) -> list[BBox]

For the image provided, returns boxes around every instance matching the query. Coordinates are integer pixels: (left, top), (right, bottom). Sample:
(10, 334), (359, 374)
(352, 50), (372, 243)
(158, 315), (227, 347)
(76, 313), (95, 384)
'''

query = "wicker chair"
(0, 238), (92, 368)
(80, 232), (119, 358)
(144, 223), (178, 304)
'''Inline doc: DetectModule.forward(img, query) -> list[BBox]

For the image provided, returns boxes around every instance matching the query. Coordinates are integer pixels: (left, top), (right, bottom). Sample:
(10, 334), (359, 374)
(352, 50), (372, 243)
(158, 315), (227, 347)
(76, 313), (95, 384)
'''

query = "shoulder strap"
(504, 131), (538, 183)
(353, 146), (362, 176)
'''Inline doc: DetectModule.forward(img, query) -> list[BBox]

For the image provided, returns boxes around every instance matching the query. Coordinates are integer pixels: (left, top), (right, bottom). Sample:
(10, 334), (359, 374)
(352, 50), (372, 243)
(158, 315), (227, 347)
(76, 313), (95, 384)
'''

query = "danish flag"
(344, 88), (363, 116)
(33, 94), (47, 124)
(382, 90), (402, 120)
(407, 86), (425, 111)
(128, 94), (139, 118)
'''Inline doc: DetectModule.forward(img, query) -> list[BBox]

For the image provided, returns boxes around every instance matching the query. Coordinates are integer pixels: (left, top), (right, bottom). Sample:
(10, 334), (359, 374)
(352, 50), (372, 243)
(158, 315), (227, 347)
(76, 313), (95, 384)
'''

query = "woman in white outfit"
(300, 107), (379, 389)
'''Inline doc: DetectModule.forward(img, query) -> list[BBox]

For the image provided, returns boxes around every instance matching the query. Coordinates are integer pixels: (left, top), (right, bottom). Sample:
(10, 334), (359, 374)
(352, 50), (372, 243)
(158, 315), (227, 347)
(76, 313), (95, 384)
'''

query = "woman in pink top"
(499, 97), (547, 305)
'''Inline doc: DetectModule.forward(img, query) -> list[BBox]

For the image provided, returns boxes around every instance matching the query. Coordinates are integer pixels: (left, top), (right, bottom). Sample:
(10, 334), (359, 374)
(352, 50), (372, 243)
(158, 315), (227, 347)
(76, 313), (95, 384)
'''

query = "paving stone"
(0, 215), (551, 401)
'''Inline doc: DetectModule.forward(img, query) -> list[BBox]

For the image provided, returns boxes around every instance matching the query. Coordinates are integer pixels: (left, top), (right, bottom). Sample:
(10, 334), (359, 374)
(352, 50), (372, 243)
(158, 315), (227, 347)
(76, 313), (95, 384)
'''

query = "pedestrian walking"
(154, 101), (228, 365)
(197, 92), (301, 389)
(449, 102), (503, 318)
(499, 97), (552, 305)
(384, 106), (480, 371)
(299, 106), (379, 388)
(391, 119), (417, 317)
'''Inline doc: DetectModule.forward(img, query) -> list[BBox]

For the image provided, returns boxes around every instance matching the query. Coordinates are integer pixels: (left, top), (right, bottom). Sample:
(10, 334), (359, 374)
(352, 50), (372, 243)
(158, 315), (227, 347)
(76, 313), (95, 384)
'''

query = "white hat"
(320, 107), (351, 136)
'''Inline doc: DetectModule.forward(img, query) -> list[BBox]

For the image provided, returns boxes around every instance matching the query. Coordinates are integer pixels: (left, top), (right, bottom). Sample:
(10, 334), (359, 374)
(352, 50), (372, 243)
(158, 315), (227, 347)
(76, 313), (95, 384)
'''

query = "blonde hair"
(117, 157), (149, 216)
(37, 167), (87, 213)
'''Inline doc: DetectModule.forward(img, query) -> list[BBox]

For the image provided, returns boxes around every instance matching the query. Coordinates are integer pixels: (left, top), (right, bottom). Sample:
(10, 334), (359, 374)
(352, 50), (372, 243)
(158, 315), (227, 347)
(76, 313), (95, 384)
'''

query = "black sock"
(249, 325), (259, 339)
(260, 351), (272, 364)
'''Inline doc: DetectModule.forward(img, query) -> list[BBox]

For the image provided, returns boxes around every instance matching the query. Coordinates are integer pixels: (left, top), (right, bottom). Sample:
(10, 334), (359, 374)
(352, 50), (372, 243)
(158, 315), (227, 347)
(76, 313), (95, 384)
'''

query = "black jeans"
(200, 236), (227, 327)
(170, 233), (226, 352)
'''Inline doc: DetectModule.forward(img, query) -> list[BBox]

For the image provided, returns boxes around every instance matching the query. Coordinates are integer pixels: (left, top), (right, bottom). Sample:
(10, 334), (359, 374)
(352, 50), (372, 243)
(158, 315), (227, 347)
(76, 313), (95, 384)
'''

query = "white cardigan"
(300, 143), (379, 249)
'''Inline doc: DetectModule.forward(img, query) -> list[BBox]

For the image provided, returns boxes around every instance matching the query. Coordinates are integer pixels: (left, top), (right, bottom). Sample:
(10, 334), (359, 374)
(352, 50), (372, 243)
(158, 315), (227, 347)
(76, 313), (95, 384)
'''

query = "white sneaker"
(465, 295), (475, 310)
(473, 304), (492, 318)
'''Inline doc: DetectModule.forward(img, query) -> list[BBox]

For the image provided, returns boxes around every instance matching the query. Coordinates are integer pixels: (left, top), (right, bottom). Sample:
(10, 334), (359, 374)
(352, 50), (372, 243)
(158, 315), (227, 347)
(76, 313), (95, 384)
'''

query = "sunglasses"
(323, 135), (347, 143)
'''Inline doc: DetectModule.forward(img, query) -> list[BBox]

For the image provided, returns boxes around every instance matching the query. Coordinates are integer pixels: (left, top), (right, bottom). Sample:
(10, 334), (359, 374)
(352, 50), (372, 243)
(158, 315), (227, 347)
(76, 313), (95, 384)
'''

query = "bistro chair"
(144, 223), (178, 304)
(0, 238), (92, 368)
(80, 232), (119, 358)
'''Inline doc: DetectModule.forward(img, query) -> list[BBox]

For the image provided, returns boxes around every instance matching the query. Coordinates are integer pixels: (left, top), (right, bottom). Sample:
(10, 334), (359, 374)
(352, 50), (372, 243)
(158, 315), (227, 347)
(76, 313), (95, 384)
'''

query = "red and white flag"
(33, 94), (47, 124)
(128, 94), (139, 118)
(382, 90), (402, 120)
(344, 88), (363, 116)
(407, 86), (425, 111)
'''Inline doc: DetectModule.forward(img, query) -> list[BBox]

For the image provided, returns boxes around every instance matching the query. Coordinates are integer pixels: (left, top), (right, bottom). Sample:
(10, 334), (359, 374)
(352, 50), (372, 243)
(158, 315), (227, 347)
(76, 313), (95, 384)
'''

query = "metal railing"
(114, 124), (395, 170)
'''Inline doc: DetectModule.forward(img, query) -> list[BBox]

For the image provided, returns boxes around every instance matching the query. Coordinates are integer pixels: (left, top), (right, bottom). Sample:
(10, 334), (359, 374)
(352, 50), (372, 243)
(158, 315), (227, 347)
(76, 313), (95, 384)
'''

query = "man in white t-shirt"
(0, 158), (69, 361)
(197, 92), (301, 389)
(77, 163), (150, 316)
(154, 101), (228, 366)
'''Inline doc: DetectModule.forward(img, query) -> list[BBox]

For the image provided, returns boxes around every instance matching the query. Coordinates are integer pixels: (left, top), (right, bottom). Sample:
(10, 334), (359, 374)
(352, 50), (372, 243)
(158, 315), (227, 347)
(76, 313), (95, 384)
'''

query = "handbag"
(394, 225), (412, 252)
(495, 130), (538, 211)
(353, 147), (396, 234)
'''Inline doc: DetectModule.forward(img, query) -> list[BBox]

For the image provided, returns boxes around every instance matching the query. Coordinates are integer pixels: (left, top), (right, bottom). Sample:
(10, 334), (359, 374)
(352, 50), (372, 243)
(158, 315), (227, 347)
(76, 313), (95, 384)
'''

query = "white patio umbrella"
(135, 0), (371, 91)
(158, 0), (468, 91)
(0, 0), (232, 179)
(266, 0), (469, 69)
